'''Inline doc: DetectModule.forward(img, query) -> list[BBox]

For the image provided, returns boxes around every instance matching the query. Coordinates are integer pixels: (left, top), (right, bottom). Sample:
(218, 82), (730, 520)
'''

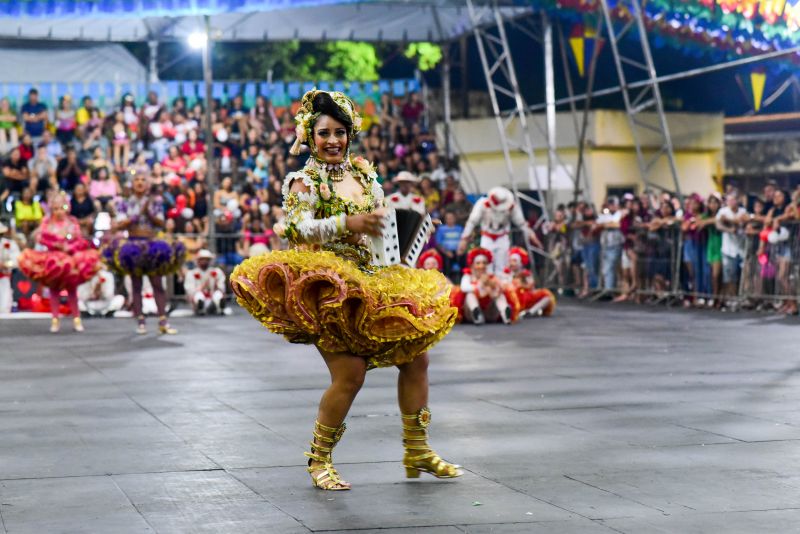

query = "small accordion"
(368, 208), (433, 267)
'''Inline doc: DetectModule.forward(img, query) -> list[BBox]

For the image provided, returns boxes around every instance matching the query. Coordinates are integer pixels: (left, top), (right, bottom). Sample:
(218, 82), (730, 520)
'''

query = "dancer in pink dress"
(18, 192), (101, 332)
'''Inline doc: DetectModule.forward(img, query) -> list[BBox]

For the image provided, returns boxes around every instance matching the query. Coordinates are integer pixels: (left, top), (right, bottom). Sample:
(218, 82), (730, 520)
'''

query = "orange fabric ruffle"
(18, 249), (101, 290)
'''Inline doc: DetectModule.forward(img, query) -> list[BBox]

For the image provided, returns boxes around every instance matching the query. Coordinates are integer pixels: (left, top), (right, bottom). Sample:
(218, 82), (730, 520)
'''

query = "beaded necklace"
(309, 156), (352, 182)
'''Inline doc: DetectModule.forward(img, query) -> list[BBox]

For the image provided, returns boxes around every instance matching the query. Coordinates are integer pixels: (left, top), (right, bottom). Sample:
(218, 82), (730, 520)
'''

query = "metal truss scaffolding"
(599, 0), (682, 199)
(466, 0), (550, 228)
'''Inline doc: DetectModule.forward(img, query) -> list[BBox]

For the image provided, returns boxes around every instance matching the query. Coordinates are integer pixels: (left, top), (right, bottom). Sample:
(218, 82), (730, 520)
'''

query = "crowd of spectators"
(0, 86), (476, 308)
(539, 181), (800, 314)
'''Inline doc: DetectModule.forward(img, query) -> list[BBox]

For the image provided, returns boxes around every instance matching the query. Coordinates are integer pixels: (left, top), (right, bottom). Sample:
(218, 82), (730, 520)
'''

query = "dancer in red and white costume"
(450, 247), (520, 325)
(0, 222), (21, 314)
(183, 249), (226, 315)
(457, 187), (542, 274)
(503, 246), (556, 318)
(417, 248), (444, 272)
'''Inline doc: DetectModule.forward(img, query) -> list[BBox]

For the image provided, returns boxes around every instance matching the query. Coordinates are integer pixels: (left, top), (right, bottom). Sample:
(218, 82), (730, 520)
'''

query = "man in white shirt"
(716, 193), (748, 301)
(385, 171), (427, 216)
(0, 222), (21, 314)
(184, 249), (227, 315)
(596, 197), (624, 292)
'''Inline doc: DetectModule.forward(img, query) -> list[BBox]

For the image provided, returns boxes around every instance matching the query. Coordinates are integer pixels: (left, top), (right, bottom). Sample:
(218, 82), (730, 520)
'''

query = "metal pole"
(543, 12), (556, 215)
(202, 15), (216, 254)
(630, 0), (682, 202)
(148, 40), (159, 83)
(573, 16), (604, 206)
(442, 44), (453, 160)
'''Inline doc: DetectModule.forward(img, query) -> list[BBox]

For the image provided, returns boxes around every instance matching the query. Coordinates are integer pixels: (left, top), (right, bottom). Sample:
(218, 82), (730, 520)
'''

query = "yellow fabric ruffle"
(231, 249), (457, 369)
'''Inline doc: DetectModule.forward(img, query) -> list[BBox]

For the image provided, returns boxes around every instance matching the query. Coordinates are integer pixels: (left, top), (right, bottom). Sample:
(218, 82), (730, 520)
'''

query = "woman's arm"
(279, 173), (347, 245)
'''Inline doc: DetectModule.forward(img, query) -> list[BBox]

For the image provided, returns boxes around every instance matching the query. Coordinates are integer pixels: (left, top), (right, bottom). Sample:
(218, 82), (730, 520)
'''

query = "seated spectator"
(3, 148), (32, 206)
(250, 95), (279, 135)
(401, 92), (424, 127)
(81, 108), (107, 156)
(57, 147), (85, 192)
(443, 188), (473, 227)
(149, 109), (174, 161)
(214, 176), (239, 211)
(89, 167), (120, 211)
(70, 182), (96, 236)
(162, 145), (187, 176)
(177, 219), (205, 266)
(42, 130), (63, 160)
(14, 187), (43, 237)
(228, 94), (250, 141)
(181, 129), (205, 159)
(111, 111), (131, 171)
(76, 95), (102, 135)
(28, 143), (57, 198)
(419, 175), (440, 217)
(435, 211), (465, 280)
(55, 95), (77, 147)
(18, 134), (35, 164)
(20, 88), (47, 141)
(0, 97), (19, 155)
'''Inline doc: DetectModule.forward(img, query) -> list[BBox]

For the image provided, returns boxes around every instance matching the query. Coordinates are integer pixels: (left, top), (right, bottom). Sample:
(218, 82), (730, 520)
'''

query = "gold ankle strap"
(314, 420), (346, 442)
(401, 407), (431, 431)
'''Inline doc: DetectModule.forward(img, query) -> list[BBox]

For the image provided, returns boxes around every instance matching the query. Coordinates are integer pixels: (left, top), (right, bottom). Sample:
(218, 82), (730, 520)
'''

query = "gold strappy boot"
(402, 407), (462, 479)
(304, 420), (350, 491)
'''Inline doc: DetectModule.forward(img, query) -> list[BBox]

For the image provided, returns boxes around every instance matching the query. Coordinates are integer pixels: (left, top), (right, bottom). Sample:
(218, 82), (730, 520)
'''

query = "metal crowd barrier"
(538, 219), (800, 310)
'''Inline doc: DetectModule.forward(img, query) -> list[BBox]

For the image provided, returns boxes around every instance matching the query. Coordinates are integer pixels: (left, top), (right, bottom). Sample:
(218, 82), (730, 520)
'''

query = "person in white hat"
(183, 249), (226, 315)
(385, 171), (426, 216)
(0, 222), (21, 314)
(457, 186), (542, 273)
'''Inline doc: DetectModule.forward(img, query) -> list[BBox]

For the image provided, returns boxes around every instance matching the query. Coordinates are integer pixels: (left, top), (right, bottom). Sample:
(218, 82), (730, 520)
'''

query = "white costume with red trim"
(0, 236), (21, 314)
(385, 191), (427, 216)
(78, 269), (125, 316)
(184, 265), (226, 315)
(461, 187), (533, 273)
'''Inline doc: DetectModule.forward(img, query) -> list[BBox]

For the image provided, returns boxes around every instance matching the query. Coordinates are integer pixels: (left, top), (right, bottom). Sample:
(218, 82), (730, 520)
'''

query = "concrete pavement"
(1, 302), (799, 533)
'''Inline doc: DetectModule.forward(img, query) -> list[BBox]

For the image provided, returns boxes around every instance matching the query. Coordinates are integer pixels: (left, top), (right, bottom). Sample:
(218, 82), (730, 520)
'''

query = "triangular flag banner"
(568, 24), (603, 78)
(569, 33), (585, 77)
(750, 70), (767, 112)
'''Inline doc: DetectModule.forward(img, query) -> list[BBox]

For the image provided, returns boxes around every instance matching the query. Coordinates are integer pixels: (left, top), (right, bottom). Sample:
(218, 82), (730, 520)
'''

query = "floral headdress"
(417, 249), (444, 270)
(467, 247), (493, 267)
(289, 88), (363, 156)
(508, 246), (530, 267)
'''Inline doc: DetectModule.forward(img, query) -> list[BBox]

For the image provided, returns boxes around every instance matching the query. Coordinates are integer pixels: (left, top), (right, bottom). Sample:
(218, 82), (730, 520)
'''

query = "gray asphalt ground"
(1, 302), (799, 533)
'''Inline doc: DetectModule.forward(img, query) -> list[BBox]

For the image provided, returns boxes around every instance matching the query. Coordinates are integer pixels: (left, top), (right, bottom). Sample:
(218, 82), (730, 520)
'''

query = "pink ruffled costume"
(18, 215), (101, 316)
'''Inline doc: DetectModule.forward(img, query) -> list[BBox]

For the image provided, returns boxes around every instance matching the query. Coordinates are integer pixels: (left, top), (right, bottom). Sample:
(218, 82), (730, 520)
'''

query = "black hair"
(311, 92), (353, 133)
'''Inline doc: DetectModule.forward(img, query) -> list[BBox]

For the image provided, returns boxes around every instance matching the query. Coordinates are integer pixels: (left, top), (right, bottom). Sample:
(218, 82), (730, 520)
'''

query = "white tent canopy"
(0, 42), (147, 83)
(0, 2), (531, 43)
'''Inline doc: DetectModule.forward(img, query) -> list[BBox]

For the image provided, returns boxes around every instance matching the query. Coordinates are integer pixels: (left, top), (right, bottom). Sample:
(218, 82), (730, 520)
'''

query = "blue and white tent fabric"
(0, 1), (531, 42)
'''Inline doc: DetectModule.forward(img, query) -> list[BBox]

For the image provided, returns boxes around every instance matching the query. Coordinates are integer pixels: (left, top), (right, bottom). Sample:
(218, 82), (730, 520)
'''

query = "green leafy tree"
(404, 42), (442, 71)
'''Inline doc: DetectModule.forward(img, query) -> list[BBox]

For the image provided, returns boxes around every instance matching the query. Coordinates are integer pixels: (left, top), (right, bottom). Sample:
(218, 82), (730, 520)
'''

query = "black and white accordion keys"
(369, 207), (433, 267)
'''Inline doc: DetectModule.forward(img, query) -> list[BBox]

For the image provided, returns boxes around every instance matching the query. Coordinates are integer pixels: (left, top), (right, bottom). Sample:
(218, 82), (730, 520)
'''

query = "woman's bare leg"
(397, 352), (429, 415)
(308, 349), (368, 489)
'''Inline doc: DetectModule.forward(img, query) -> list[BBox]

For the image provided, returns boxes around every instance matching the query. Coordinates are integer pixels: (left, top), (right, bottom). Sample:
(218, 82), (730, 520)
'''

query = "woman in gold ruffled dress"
(231, 90), (461, 490)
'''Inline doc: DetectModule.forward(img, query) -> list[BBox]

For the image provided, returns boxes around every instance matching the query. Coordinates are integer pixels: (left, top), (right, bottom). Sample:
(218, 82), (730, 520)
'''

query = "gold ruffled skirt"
(230, 249), (457, 369)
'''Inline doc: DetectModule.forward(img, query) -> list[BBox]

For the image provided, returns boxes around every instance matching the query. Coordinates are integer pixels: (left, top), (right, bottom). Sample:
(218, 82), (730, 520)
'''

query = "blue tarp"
(0, 0), (367, 18)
